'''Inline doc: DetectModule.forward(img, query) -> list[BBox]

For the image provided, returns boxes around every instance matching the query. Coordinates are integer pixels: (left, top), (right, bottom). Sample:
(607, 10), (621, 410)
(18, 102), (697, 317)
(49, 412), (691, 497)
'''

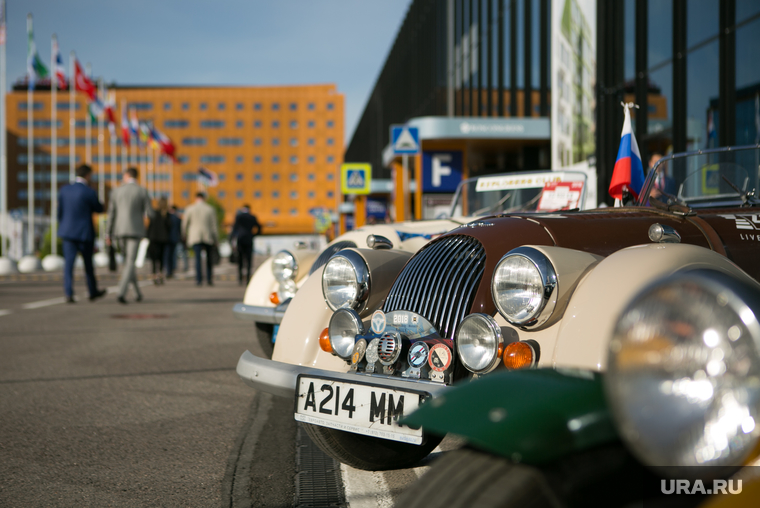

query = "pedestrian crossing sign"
(391, 125), (420, 155)
(341, 163), (372, 194)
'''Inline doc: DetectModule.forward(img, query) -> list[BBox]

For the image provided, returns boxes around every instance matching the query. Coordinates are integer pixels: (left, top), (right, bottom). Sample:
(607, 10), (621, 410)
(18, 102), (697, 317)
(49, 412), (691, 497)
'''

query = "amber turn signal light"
(319, 327), (332, 354)
(269, 291), (280, 305)
(503, 341), (535, 370)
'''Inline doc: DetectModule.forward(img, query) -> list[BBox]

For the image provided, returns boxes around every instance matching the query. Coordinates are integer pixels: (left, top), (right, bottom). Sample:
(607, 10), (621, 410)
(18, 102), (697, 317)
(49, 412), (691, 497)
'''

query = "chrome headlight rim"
(492, 246), (557, 327)
(272, 250), (298, 282)
(328, 308), (364, 360)
(455, 313), (504, 374)
(321, 249), (371, 312)
(606, 270), (760, 472)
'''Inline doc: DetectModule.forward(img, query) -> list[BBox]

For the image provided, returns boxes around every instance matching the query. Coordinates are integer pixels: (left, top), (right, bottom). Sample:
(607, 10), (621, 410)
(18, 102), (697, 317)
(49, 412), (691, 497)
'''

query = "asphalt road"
(0, 260), (294, 507)
(0, 260), (457, 507)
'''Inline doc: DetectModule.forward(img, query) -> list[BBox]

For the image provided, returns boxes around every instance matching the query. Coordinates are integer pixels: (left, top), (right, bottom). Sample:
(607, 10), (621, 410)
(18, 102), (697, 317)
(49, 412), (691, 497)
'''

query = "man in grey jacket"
(108, 167), (154, 303)
(182, 192), (218, 286)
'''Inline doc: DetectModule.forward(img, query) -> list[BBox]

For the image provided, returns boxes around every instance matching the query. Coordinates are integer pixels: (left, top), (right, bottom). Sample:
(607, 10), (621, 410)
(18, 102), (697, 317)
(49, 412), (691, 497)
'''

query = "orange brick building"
(6, 83), (344, 235)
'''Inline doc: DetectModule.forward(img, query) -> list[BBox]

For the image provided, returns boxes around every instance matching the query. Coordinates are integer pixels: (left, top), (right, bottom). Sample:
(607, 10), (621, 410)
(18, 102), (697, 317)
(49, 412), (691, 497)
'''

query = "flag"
(121, 107), (130, 147)
(74, 58), (96, 100)
(26, 15), (49, 89)
(129, 108), (140, 138)
(88, 95), (104, 124)
(198, 167), (218, 187)
(154, 127), (177, 162)
(609, 105), (645, 200)
(52, 37), (67, 89)
(147, 123), (161, 150)
(0, 1), (7, 46)
(139, 122), (150, 146)
(104, 91), (117, 135)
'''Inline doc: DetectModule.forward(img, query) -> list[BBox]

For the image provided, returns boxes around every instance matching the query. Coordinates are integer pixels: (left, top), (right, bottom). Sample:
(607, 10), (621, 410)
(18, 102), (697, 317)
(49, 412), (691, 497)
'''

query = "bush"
(39, 228), (63, 258)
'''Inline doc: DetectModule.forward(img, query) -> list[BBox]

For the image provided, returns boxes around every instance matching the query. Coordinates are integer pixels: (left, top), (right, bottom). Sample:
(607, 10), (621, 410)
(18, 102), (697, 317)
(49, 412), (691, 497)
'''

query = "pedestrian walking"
(182, 192), (218, 286)
(107, 167), (154, 304)
(230, 204), (261, 285)
(164, 204), (182, 279)
(147, 197), (171, 285)
(57, 164), (107, 303)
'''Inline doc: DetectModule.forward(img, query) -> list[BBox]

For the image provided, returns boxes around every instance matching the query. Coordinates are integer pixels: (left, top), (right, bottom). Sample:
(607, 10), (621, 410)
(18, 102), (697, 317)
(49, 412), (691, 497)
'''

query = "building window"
(236, 173), (244, 181)
(182, 137), (207, 146)
(272, 173), (280, 181)
(327, 138), (334, 146)
(18, 102), (43, 110)
(290, 120), (298, 129)
(254, 120), (262, 128)
(307, 156), (315, 163)
(177, 155), (189, 163)
(19, 120), (62, 128)
(272, 138), (280, 146)
(129, 102), (153, 110)
(200, 102), (207, 110)
(307, 138), (315, 146)
(236, 120), (244, 128)
(164, 102), (171, 111)
(218, 173), (227, 181)
(289, 173), (298, 182)
(218, 102), (226, 110)
(272, 191), (280, 198)
(326, 156), (334, 163)
(218, 137), (242, 146)
(327, 103), (334, 110)
(308, 191), (315, 198)
(272, 120), (280, 128)
(308, 173), (315, 181)
(56, 102), (80, 111)
(200, 120), (225, 128)
(326, 173), (334, 180)
(236, 191), (243, 198)
(272, 156), (280, 163)
(289, 138), (298, 147)
(254, 156), (262, 163)
(290, 156), (298, 164)
(164, 120), (189, 128)
(254, 191), (261, 198)
(218, 191), (226, 198)
(289, 103), (298, 111)
(182, 190), (189, 199)
(272, 103), (280, 111)
(290, 191), (298, 199)
(200, 155), (225, 163)
(272, 208), (279, 215)
(236, 156), (244, 163)
(182, 102), (190, 110)
(236, 103), (244, 111)
(254, 138), (262, 146)
(254, 173), (262, 181)
(307, 102), (315, 110)
(326, 120), (334, 128)
(307, 121), (315, 128)
(254, 102), (262, 110)
(327, 191), (334, 198)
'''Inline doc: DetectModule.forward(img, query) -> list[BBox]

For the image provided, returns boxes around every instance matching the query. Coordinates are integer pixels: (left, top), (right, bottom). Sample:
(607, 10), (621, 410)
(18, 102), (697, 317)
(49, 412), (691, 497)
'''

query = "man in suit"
(57, 164), (107, 303)
(182, 192), (218, 286)
(164, 205), (182, 279)
(230, 204), (261, 285)
(108, 167), (154, 304)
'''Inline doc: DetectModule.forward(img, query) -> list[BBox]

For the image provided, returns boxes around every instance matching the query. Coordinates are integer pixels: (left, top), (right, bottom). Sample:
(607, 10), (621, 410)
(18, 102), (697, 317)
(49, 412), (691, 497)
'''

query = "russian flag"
(609, 106), (645, 200)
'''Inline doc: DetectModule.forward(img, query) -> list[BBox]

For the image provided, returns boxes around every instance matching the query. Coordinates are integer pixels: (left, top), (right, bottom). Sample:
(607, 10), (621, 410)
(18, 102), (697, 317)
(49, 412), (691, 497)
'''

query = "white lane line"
(341, 464), (394, 508)
(19, 280), (154, 310)
(0, 309), (12, 317)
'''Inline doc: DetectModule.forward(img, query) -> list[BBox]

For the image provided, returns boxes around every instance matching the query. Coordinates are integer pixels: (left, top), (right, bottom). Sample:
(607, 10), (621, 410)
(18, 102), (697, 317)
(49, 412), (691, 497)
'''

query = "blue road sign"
(391, 125), (420, 155)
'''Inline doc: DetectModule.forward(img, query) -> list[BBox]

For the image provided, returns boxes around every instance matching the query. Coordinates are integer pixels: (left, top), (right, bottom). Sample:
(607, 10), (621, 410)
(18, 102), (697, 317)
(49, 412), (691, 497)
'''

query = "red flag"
(74, 58), (96, 100)
(120, 107), (130, 147)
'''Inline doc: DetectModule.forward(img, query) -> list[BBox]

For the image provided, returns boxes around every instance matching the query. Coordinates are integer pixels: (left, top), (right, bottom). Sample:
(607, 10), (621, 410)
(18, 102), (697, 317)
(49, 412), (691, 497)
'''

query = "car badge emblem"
(371, 310), (386, 334)
(429, 344), (452, 372)
(352, 339), (367, 365)
(365, 338), (381, 364)
(378, 333), (401, 365)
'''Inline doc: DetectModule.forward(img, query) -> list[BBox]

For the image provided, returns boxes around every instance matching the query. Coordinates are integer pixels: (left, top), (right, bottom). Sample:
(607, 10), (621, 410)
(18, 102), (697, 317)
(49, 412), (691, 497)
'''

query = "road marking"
(19, 280), (154, 310)
(0, 309), (12, 317)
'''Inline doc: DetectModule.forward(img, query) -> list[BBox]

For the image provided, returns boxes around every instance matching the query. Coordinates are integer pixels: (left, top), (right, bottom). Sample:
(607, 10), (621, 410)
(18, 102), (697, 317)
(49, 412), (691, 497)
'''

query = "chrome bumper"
(232, 301), (288, 324)
(235, 350), (451, 399)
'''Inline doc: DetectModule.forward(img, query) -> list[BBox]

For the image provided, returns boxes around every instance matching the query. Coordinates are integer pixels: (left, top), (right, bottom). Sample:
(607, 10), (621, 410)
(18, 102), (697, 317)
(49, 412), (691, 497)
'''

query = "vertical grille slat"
(383, 235), (486, 340)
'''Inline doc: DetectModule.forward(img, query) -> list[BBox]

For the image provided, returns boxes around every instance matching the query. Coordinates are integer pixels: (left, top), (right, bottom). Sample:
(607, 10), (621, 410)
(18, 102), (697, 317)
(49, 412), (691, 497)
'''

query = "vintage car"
(236, 145), (760, 470)
(396, 269), (760, 507)
(232, 169), (591, 352)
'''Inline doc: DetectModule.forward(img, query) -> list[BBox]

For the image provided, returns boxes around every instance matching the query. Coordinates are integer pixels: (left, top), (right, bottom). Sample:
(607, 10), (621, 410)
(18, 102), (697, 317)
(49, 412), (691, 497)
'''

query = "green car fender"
(401, 369), (619, 465)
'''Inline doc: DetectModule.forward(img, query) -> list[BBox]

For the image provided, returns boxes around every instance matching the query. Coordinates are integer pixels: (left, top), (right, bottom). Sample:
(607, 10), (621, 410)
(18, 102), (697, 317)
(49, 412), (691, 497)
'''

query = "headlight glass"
(607, 272), (760, 470)
(329, 309), (363, 360)
(492, 247), (556, 326)
(277, 279), (297, 302)
(456, 314), (504, 373)
(272, 251), (297, 282)
(321, 251), (369, 311)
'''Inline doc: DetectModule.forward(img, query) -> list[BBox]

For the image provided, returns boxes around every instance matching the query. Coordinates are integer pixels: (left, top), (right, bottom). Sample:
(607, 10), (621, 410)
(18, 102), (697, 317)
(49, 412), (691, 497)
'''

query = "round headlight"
(456, 314), (504, 373)
(277, 279), (297, 302)
(329, 308), (364, 360)
(607, 271), (760, 471)
(321, 250), (370, 311)
(492, 247), (556, 326)
(272, 251), (297, 282)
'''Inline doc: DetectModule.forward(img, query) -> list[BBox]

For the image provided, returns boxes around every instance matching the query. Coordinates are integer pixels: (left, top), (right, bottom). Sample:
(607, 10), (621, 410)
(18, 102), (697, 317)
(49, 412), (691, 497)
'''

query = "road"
(0, 260), (454, 507)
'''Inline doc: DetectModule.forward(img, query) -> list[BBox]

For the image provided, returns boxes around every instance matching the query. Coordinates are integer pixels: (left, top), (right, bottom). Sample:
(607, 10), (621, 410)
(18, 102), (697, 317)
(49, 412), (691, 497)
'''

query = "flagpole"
(97, 78), (104, 203)
(110, 92), (116, 195)
(169, 158), (174, 204)
(140, 143), (147, 191)
(27, 14), (35, 256)
(50, 35), (58, 256)
(85, 63), (92, 165)
(69, 51), (75, 182)
(147, 143), (154, 200)
(129, 108), (136, 169)
(0, 0), (7, 259)
(121, 99), (127, 174)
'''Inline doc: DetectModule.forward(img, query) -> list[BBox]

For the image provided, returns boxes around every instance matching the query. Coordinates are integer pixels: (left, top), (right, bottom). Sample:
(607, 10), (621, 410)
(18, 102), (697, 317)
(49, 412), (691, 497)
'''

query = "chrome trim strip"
(232, 302), (288, 324)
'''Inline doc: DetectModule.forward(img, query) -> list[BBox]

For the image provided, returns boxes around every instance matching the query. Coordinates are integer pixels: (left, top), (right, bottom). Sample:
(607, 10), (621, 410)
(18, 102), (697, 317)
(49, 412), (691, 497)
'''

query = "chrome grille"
(309, 240), (357, 275)
(382, 235), (486, 340)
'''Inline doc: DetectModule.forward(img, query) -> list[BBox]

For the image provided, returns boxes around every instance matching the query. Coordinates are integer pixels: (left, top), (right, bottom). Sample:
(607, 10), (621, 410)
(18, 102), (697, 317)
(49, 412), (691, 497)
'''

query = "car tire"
(395, 445), (650, 508)
(301, 423), (442, 471)
(254, 322), (274, 359)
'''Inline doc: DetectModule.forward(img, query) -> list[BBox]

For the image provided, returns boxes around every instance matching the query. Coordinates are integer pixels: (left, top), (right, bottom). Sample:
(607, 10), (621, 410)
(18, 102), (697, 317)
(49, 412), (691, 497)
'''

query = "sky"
(6, 0), (413, 145)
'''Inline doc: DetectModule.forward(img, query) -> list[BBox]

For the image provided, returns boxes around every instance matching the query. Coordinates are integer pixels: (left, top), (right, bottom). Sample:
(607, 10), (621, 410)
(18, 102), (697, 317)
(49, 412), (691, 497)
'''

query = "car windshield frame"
(636, 144), (760, 209)
(447, 170), (589, 218)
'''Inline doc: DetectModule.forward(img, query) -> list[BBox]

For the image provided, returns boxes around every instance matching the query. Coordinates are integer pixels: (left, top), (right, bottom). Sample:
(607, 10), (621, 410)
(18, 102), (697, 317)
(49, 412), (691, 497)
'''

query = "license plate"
(294, 375), (424, 444)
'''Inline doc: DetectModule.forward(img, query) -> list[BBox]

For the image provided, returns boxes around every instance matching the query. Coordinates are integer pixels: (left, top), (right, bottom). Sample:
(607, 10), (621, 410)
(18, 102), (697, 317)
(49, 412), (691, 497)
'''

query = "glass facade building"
(597, 0), (760, 204)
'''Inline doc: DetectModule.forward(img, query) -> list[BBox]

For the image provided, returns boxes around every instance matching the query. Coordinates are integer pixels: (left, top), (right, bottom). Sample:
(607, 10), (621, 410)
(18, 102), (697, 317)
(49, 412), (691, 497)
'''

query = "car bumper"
(236, 349), (451, 400)
(232, 301), (289, 324)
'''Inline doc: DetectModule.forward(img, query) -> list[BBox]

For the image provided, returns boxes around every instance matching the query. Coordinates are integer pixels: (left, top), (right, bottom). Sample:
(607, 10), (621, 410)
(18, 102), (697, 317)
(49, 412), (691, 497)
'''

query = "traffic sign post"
(390, 126), (420, 221)
(340, 163), (371, 230)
